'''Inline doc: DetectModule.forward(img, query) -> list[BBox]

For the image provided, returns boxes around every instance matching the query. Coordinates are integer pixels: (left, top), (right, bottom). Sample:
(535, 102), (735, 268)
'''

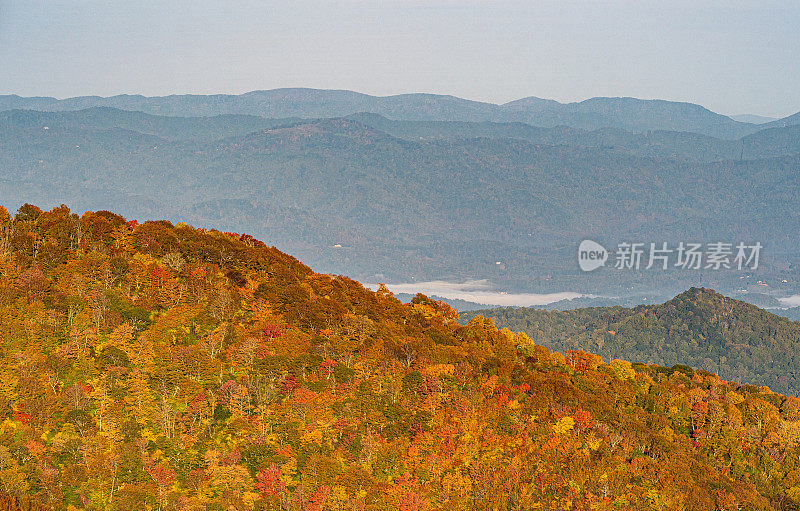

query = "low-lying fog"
(366, 280), (587, 307)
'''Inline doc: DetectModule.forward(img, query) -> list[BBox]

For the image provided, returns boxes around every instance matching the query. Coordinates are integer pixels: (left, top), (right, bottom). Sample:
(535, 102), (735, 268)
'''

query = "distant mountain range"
(461, 288), (800, 395)
(348, 112), (800, 162)
(3, 88), (799, 138)
(1, 106), (798, 299)
(730, 113), (777, 124)
(10, 106), (800, 162)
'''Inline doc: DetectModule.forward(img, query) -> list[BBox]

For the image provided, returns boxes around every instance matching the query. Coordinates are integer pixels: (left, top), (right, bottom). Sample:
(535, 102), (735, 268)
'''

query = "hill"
(348, 112), (746, 162)
(763, 111), (800, 130)
(461, 288), (800, 395)
(740, 124), (800, 159)
(351, 112), (800, 162)
(2, 205), (800, 509)
(505, 96), (761, 138)
(1, 108), (799, 298)
(0, 107), (298, 142)
(0, 88), (780, 138)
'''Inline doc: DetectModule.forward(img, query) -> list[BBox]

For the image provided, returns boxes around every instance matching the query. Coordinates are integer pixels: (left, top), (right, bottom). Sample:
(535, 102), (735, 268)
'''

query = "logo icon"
(578, 240), (608, 272)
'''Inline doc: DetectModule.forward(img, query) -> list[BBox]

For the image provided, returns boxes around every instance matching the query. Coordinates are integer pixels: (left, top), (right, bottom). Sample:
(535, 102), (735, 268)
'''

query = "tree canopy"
(0, 205), (798, 510)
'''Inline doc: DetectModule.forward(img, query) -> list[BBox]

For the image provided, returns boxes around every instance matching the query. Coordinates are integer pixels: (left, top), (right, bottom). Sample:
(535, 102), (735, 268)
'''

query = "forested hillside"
(1, 205), (800, 509)
(461, 288), (800, 395)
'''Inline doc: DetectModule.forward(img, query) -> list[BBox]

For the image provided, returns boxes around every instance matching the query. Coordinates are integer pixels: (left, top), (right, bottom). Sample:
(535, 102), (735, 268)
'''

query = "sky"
(1, 0), (798, 118)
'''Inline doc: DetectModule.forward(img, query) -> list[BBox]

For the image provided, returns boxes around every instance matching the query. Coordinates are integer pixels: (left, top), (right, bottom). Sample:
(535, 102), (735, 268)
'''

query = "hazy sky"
(1, 0), (798, 118)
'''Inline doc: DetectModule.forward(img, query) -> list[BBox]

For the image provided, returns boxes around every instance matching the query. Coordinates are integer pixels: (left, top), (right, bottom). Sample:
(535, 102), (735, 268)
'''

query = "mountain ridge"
(1, 108), (799, 296)
(5, 88), (797, 138)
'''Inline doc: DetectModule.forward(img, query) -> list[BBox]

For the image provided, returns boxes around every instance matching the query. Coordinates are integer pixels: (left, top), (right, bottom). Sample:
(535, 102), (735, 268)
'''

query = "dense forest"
(461, 289), (800, 396)
(0, 205), (800, 509)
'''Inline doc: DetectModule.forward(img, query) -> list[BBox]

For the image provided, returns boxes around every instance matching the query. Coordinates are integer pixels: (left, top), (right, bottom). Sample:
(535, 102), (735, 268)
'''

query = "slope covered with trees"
(1, 205), (800, 509)
(461, 288), (800, 396)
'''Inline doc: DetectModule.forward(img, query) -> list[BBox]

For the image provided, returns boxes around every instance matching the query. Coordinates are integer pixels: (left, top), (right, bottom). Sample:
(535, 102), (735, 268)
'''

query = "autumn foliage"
(0, 205), (798, 510)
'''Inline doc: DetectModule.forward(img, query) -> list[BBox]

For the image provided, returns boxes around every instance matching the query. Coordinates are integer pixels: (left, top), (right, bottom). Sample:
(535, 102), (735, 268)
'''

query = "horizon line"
(1, 87), (794, 120)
